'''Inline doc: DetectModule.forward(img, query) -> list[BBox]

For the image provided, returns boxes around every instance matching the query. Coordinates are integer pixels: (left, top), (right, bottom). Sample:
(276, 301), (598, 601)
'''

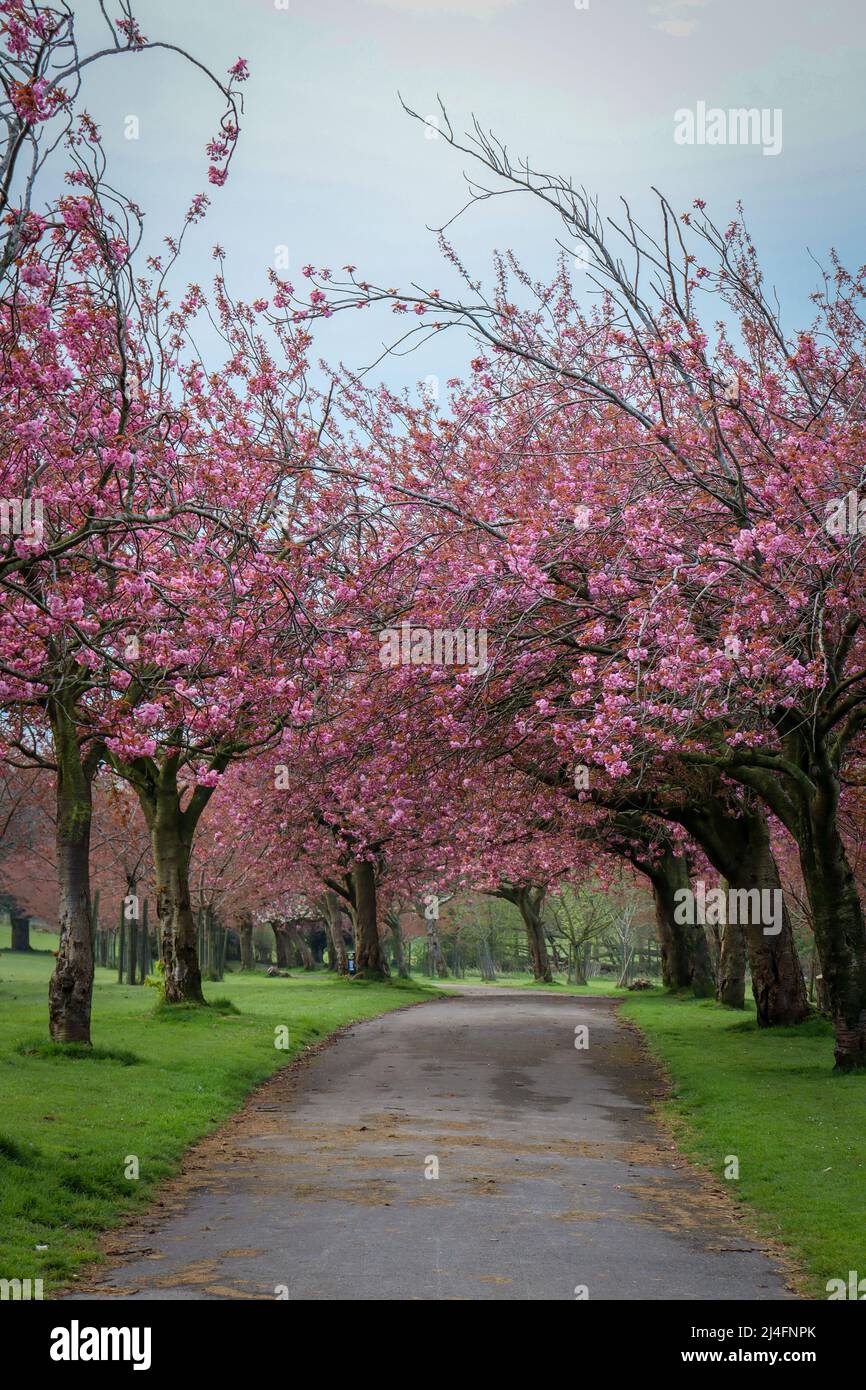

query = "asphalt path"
(69, 988), (792, 1301)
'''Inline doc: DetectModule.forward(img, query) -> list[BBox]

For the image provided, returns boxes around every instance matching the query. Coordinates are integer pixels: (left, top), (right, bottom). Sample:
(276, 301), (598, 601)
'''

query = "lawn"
(0, 925), (435, 1295)
(430, 968), (635, 995)
(619, 990), (866, 1299)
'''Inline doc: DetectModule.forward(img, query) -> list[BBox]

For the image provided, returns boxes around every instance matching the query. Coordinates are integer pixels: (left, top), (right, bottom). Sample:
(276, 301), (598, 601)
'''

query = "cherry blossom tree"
(300, 123), (866, 1064)
(0, 0), (248, 1038)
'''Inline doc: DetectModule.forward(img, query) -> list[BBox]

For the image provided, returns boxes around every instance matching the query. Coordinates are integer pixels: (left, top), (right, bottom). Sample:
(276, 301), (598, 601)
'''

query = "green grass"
(0, 924), (435, 1294)
(431, 968), (639, 995)
(620, 991), (866, 1298)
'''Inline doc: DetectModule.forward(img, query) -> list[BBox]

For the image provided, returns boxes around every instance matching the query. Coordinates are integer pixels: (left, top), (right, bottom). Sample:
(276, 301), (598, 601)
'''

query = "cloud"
(648, 0), (710, 39)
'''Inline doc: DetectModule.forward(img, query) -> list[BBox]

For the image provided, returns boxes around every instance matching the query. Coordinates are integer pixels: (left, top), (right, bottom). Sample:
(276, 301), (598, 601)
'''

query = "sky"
(43, 0), (866, 391)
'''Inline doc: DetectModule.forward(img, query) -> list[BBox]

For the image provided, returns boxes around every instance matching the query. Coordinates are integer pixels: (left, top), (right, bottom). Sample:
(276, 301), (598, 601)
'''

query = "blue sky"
(47, 0), (866, 390)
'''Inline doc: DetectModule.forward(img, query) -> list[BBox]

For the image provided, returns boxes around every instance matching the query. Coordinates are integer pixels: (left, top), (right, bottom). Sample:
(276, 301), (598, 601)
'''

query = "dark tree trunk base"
(833, 1015), (866, 1071)
(238, 918), (254, 971)
(352, 859), (389, 978)
(10, 916), (32, 951)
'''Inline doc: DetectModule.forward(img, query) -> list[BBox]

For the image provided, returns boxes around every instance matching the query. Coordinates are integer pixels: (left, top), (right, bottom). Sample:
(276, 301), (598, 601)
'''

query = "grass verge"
(0, 925), (435, 1294)
(431, 969), (636, 995)
(619, 990), (866, 1298)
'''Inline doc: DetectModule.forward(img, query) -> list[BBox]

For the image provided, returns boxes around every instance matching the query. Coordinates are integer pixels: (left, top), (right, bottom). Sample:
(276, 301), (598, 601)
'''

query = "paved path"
(71, 991), (792, 1301)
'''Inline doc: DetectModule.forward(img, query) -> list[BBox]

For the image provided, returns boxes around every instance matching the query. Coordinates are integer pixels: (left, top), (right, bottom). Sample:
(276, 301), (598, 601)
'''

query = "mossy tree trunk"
(47, 704), (103, 1044)
(110, 751), (227, 1006)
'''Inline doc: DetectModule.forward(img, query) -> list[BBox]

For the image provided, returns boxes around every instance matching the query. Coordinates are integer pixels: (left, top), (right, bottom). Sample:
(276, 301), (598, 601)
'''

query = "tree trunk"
(48, 711), (96, 1044)
(126, 895), (138, 986)
(646, 851), (714, 996)
(617, 949), (633, 989)
(238, 913), (254, 971)
(478, 937), (496, 981)
(272, 921), (290, 969)
(140, 897), (150, 981)
(716, 886), (746, 1008)
(111, 754), (222, 1006)
(734, 835), (808, 1027)
(799, 780), (866, 1069)
(150, 797), (203, 1004)
(351, 858), (388, 978)
(681, 800), (808, 1025)
(286, 921), (314, 970)
(650, 871), (690, 989)
(386, 909), (409, 978)
(582, 941), (592, 983)
(429, 924), (449, 977)
(516, 888), (553, 983)
(570, 943), (589, 985)
(323, 892), (349, 975)
(689, 923), (715, 998)
(10, 913), (31, 951)
(815, 969), (832, 1018)
(323, 921), (336, 970)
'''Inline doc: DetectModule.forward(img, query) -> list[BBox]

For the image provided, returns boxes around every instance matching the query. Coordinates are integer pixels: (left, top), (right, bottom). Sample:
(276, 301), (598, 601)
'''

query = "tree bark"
(478, 937), (497, 981)
(798, 776), (866, 1068)
(323, 891), (349, 975)
(679, 800), (808, 1026)
(10, 913), (31, 951)
(113, 755), (225, 1006)
(286, 921), (314, 970)
(48, 709), (98, 1043)
(515, 887), (553, 983)
(272, 921), (290, 969)
(351, 858), (388, 977)
(648, 858), (692, 989)
(644, 850), (714, 996)
(238, 913), (254, 971)
(386, 908), (409, 978)
(569, 943), (588, 984)
(736, 835), (807, 1027)
(150, 789), (203, 1004)
(428, 923), (449, 977)
(716, 881), (747, 1008)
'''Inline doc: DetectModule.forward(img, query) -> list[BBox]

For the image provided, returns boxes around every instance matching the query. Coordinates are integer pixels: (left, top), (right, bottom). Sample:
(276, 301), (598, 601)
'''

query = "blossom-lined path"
(69, 992), (792, 1301)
